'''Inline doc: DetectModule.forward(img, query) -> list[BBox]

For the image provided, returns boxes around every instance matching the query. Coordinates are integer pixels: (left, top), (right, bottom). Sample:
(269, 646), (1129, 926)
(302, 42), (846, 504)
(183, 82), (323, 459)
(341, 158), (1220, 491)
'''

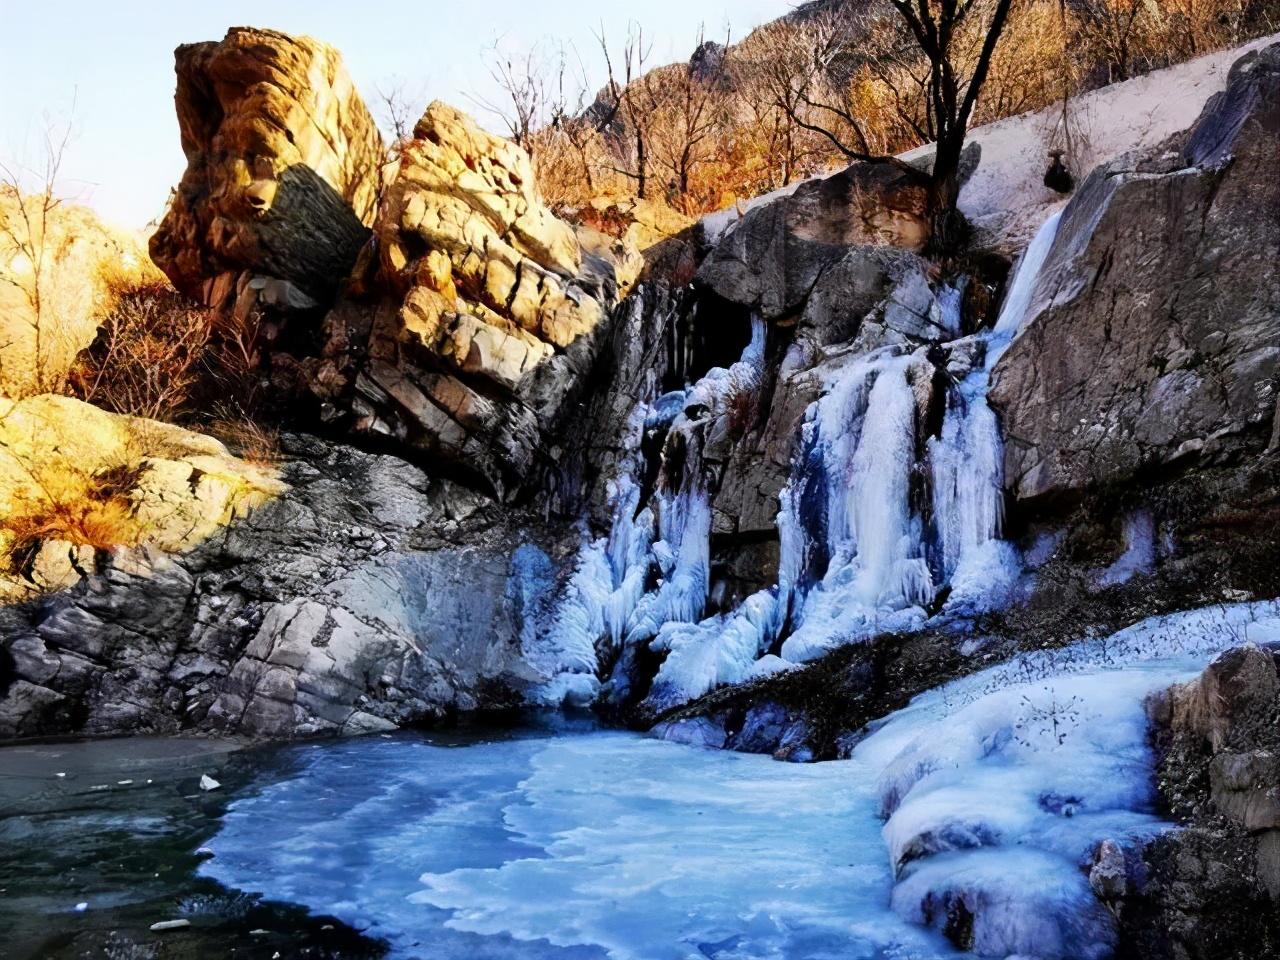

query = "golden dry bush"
(70, 281), (213, 423)
(0, 395), (286, 591)
(0, 189), (160, 399)
(207, 400), (282, 466)
(1, 459), (141, 562)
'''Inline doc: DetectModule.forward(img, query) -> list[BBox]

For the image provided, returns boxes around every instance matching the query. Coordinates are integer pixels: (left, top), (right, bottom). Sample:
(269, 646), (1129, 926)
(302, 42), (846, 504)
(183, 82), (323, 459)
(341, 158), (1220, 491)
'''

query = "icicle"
(926, 208), (1064, 616)
(778, 353), (935, 663)
(623, 480), (712, 645)
(992, 210), (1063, 342)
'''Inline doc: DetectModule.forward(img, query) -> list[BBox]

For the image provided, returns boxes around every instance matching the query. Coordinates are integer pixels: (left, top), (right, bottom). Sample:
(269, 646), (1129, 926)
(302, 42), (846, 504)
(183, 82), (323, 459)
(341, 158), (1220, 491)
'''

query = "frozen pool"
(200, 727), (960, 960)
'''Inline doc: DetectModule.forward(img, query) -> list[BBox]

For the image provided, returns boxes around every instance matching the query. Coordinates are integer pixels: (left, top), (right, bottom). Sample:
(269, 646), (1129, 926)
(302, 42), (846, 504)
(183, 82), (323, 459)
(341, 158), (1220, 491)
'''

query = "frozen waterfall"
(525, 317), (767, 706)
(530, 209), (1066, 709)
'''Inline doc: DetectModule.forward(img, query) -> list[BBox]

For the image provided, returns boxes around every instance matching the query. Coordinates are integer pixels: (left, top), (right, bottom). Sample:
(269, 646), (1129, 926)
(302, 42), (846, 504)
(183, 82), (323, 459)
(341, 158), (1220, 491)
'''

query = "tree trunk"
(926, 136), (968, 254)
(636, 136), (647, 200)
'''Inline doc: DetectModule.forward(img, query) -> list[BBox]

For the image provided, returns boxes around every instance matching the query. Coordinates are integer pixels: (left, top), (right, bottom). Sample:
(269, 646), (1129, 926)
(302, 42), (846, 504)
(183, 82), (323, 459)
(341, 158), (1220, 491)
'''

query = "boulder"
(149, 27), (384, 311)
(311, 102), (635, 498)
(696, 143), (979, 320)
(991, 43), (1280, 503)
(1116, 642), (1280, 957)
(1148, 642), (1280, 825)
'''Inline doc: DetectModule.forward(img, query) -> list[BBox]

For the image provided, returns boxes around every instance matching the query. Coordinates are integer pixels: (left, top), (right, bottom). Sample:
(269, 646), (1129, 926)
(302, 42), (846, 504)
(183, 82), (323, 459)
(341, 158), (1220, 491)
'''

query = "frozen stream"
(200, 727), (960, 960)
(200, 601), (1280, 960)
(3, 604), (1275, 959)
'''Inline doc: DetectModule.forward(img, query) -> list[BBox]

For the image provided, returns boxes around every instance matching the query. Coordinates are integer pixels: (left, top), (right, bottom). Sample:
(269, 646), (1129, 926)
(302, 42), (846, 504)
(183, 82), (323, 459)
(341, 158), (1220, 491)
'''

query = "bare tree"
(752, 10), (904, 165)
(469, 41), (556, 157)
(539, 48), (607, 199)
(1073, 0), (1149, 81)
(888, 0), (1016, 246)
(594, 23), (655, 199)
(0, 115), (75, 395)
(643, 30), (733, 211)
(374, 76), (429, 146)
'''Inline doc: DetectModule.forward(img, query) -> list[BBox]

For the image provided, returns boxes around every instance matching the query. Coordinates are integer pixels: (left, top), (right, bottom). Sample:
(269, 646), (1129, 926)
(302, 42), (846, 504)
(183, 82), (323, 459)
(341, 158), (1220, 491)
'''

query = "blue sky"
(0, 0), (791, 229)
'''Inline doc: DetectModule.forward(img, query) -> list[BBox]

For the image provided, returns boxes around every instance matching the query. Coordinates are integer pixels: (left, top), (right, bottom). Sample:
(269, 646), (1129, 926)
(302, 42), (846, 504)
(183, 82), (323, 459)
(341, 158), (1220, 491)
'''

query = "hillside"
(0, 16), (1278, 960)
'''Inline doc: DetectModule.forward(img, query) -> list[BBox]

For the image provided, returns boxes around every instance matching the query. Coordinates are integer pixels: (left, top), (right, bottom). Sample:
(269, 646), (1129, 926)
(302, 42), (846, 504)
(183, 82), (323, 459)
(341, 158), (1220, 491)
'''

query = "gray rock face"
(1113, 642), (1280, 958)
(695, 142), (979, 321)
(696, 168), (927, 321)
(991, 43), (1280, 503)
(0, 436), (569, 739)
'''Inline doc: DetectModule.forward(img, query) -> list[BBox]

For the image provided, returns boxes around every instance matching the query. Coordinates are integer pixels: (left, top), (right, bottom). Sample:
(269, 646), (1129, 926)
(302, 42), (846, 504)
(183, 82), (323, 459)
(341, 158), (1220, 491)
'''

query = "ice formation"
(524, 403), (656, 706)
(858, 599), (1280, 959)
(778, 350), (934, 662)
(533, 210), (1068, 709)
(1096, 509), (1157, 587)
(200, 601), (1280, 960)
(525, 318), (768, 706)
(780, 209), (1064, 664)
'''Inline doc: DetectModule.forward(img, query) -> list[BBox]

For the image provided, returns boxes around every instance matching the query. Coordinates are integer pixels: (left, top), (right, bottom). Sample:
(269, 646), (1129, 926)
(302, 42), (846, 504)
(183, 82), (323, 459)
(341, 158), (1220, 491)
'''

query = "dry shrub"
(70, 280), (212, 422)
(68, 277), (281, 455)
(207, 400), (281, 465)
(2, 459), (141, 567)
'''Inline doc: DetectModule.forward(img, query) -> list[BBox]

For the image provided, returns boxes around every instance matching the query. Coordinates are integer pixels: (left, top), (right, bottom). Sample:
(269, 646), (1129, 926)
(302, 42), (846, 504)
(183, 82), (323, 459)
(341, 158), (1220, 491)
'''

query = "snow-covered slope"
(702, 33), (1280, 249)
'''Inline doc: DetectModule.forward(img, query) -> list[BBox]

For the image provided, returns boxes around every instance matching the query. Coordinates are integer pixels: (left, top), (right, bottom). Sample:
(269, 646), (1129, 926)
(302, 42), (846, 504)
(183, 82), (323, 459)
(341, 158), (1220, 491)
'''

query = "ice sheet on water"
(855, 600), (1280, 960)
(201, 731), (960, 960)
(201, 602), (1280, 960)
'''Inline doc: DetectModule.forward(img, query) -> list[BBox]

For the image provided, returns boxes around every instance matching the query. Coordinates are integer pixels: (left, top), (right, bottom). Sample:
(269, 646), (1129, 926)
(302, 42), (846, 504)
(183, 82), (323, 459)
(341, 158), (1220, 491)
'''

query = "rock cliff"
(310, 103), (637, 497)
(991, 43), (1280, 504)
(149, 27), (384, 314)
(0, 432), (568, 739)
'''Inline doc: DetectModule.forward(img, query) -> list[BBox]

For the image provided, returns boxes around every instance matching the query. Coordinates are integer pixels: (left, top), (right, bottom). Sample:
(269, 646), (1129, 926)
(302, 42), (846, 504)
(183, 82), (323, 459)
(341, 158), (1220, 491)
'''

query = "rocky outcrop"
(0, 433), (570, 739)
(309, 102), (636, 498)
(0, 394), (283, 602)
(146, 30), (643, 500)
(696, 143), (980, 320)
(149, 27), (384, 313)
(1103, 644), (1280, 959)
(991, 43), (1280, 504)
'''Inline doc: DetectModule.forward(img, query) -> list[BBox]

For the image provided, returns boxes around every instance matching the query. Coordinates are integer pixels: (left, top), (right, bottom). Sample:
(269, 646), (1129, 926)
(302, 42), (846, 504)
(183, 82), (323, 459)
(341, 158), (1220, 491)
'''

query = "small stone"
(199, 774), (222, 792)
(150, 919), (191, 932)
(1090, 839), (1130, 900)
(74, 902), (88, 912)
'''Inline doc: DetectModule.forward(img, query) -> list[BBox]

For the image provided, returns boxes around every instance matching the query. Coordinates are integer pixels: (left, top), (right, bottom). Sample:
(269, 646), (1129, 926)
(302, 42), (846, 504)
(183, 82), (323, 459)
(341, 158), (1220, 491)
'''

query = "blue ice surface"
(201, 726), (960, 960)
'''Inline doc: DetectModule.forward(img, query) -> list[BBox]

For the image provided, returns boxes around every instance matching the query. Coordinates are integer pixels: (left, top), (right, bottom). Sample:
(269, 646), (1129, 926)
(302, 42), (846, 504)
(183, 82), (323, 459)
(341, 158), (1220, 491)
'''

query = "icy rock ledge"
(854, 600), (1280, 959)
